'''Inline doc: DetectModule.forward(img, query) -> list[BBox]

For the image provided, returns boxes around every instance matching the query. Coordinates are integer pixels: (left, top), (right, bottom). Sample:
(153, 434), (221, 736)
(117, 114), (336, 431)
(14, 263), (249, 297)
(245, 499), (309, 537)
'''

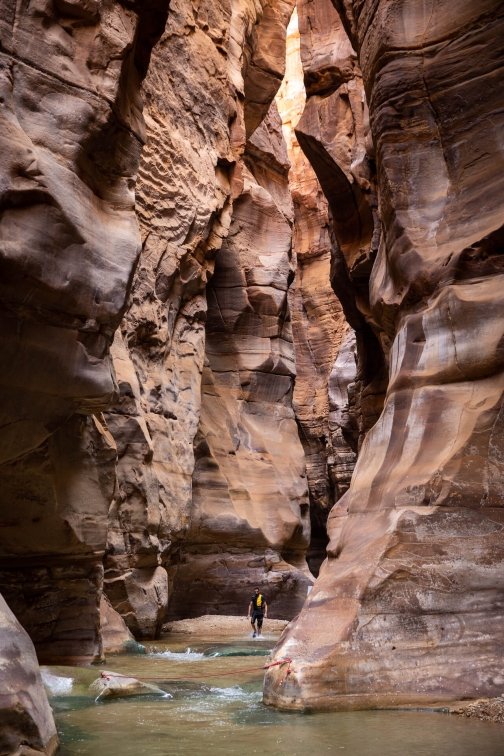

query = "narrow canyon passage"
(0, 0), (504, 753)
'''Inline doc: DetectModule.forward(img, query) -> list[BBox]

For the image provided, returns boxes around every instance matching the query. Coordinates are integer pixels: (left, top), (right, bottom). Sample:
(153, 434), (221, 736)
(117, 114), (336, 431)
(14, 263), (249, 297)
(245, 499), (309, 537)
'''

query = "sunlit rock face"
(167, 101), (313, 620)
(0, 0), (169, 662)
(265, 0), (504, 710)
(0, 594), (59, 755)
(276, 10), (357, 575)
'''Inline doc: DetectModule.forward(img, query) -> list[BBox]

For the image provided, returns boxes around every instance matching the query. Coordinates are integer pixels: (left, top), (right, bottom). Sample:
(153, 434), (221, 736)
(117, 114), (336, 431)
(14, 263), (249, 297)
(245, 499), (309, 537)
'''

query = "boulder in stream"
(90, 672), (169, 700)
(0, 594), (59, 755)
(100, 596), (146, 656)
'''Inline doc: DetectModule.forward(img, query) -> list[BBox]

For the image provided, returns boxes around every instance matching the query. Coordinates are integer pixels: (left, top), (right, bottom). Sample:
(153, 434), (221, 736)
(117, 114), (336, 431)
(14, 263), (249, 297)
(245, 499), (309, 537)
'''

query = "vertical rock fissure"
(275, 6), (362, 576)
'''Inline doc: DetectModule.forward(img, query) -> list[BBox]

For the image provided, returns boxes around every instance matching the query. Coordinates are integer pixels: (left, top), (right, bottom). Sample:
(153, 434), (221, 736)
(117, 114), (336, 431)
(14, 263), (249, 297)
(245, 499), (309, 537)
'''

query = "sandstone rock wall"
(0, 0), (171, 744)
(276, 9), (357, 575)
(103, 0), (242, 635)
(167, 102), (313, 619)
(0, 0), (306, 669)
(0, 595), (58, 755)
(101, 0), (315, 629)
(295, 0), (387, 447)
(0, 0), (302, 745)
(0, 0), (171, 661)
(265, 0), (504, 711)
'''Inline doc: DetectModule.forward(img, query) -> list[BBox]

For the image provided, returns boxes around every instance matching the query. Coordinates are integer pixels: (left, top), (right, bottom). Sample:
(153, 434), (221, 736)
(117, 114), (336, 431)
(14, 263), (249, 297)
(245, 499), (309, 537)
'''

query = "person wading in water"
(247, 588), (267, 637)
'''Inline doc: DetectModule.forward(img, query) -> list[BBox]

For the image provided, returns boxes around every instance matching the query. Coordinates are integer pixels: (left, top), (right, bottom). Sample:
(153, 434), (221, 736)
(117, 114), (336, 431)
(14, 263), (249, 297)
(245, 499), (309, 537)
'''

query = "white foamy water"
(149, 647), (206, 662)
(41, 669), (73, 696)
(207, 686), (262, 703)
(179, 686), (261, 721)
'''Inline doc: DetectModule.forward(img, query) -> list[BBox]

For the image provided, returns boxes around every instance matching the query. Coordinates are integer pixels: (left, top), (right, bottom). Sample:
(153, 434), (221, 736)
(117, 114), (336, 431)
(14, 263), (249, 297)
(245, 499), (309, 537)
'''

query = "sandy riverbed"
(162, 614), (289, 637)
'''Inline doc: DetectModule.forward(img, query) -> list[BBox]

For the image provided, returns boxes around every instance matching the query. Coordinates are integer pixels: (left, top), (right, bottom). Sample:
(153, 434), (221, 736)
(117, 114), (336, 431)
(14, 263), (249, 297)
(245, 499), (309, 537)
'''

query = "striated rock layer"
(167, 100), (312, 620)
(101, 0), (314, 628)
(265, 0), (504, 710)
(0, 0), (171, 664)
(0, 0), (309, 672)
(276, 9), (357, 575)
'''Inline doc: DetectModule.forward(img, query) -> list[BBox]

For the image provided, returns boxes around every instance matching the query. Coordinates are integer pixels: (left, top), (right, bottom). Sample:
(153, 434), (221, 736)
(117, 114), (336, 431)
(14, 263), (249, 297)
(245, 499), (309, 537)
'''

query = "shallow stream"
(43, 635), (504, 756)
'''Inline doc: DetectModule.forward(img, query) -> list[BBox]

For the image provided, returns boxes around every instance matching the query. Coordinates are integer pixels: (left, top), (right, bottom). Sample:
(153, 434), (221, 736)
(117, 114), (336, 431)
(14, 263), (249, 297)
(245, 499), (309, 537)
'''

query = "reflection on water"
(45, 636), (504, 756)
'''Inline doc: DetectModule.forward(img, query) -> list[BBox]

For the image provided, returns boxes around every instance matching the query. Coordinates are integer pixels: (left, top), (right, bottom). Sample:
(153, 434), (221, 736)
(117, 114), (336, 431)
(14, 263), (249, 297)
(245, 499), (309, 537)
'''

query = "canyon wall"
(276, 9), (357, 575)
(265, 0), (504, 711)
(103, 0), (314, 629)
(0, 0), (170, 665)
(1, 0), (502, 739)
(0, 0), (170, 748)
(167, 103), (312, 619)
(0, 0), (308, 748)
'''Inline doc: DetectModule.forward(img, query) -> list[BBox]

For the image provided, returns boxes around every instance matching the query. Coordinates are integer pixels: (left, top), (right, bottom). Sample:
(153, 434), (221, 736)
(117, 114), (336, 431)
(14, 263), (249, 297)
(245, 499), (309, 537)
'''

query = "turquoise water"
(42, 636), (504, 756)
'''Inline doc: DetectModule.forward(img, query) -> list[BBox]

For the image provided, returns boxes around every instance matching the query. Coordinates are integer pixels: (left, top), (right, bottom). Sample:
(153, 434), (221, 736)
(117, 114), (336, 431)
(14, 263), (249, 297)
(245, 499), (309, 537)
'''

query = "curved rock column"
(265, 0), (504, 710)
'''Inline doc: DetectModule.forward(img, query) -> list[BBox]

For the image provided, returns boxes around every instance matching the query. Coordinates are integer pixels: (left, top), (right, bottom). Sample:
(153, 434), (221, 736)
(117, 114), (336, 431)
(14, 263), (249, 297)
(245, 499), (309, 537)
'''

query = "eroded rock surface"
(0, 595), (58, 756)
(295, 0), (387, 446)
(167, 102), (312, 620)
(265, 0), (504, 711)
(100, 595), (144, 655)
(0, 0), (306, 670)
(0, 0), (170, 662)
(276, 9), (357, 574)
(103, 0), (316, 627)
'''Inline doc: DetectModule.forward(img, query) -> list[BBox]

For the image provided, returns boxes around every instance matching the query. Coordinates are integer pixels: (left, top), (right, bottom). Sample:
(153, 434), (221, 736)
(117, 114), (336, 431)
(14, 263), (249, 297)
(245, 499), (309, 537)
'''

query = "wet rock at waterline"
(100, 595), (146, 656)
(0, 595), (58, 756)
(450, 698), (504, 725)
(265, 0), (504, 711)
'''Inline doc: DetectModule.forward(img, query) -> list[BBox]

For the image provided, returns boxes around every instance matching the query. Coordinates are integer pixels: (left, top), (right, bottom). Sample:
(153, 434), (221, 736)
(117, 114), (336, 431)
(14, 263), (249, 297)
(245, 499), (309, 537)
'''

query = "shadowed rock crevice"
(275, 9), (361, 575)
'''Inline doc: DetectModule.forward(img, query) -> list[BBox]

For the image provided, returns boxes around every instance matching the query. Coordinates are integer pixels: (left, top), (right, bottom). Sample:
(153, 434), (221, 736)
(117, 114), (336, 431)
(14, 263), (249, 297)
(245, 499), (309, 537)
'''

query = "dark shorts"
(251, 611), (263, 628)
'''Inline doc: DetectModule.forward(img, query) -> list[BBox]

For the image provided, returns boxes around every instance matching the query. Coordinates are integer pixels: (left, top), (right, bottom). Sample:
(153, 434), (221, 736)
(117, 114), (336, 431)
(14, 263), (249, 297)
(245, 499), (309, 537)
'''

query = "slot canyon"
(0, 0), (503, 752)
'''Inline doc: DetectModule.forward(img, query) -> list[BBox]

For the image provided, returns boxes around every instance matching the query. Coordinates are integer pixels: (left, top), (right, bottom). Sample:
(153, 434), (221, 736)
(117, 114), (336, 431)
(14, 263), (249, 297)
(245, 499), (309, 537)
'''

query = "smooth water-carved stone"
(265, 0), (504, 710)
(0, 0), (170, 663)
(108, 0), (301, 630)
(276, 10), (357, 574)
(0, 594), (58, 756)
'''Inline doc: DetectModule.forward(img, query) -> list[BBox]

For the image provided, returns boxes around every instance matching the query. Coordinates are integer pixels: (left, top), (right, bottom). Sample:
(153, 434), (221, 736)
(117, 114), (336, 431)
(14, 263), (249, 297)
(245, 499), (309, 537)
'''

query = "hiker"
(247, 587), (267, 637)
